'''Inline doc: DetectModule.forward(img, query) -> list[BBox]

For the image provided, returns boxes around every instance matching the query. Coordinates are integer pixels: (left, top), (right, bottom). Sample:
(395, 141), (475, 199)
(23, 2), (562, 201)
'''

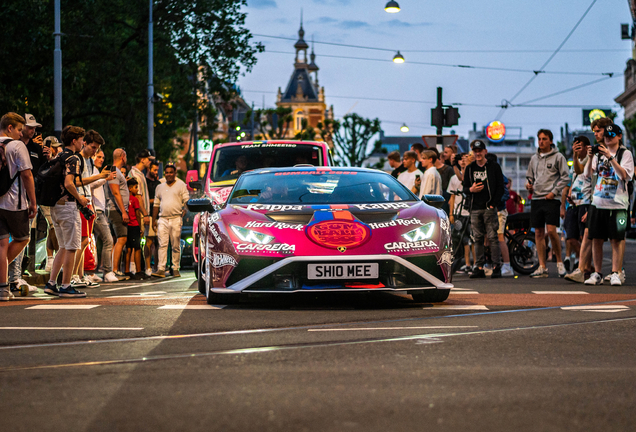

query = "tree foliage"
(0, 0), (262, 163)
(248, 107), (293, 140)
(318, 113), (382, 167)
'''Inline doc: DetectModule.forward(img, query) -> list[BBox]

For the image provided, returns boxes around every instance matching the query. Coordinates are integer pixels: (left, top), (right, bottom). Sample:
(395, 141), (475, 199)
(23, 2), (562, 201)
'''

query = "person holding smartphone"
(462, 140), (505, 278)
(397, 150), (423, 195)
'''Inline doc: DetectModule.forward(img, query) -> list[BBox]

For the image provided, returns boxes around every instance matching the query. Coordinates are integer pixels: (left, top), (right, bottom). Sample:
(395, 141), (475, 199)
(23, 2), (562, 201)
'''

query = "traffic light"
(431, 106), (444, 129)
(444, 107), (460, 127)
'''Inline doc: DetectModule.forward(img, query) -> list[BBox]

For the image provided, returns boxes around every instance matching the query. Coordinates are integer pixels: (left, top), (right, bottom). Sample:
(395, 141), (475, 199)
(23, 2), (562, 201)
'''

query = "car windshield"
(229, 170), (416, 205)
(210, 143), (325, 183)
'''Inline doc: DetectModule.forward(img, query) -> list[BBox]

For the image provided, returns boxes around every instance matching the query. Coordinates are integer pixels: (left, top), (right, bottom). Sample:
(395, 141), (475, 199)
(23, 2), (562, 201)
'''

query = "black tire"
(411, 289), (450, 303)
(194, 235), (200, 281)
(509, 232), (539, 275)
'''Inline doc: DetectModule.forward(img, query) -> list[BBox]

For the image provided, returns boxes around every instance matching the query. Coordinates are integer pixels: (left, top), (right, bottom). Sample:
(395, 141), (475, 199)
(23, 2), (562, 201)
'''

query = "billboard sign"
(582, 109), (607, 126)
(486, 121), (506, 142)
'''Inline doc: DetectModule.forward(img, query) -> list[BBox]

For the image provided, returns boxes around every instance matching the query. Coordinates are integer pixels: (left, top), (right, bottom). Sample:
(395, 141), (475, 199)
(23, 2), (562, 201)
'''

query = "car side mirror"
(189, 180), (203, 190)
(186, 170), (199, 192)
(422, 194), (445, 209)
(187, 198), (216, 213)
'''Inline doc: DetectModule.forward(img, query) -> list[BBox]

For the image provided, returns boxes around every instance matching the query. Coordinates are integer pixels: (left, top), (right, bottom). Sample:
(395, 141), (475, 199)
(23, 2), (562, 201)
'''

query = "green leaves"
(318, 113), (382, 167)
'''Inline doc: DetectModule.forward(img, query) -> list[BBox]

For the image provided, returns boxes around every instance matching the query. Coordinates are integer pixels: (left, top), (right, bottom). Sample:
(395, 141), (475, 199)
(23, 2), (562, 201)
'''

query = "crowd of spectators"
(0, 113), (190, 301)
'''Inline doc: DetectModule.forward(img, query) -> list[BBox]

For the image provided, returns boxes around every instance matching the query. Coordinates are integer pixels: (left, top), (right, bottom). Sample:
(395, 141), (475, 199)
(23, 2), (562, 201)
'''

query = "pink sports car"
(188, 166), (453, 304)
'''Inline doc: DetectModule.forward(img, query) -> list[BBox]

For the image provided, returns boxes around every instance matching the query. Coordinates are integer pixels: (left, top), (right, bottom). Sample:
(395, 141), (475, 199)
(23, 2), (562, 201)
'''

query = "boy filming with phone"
(397, 151), (423, 194)
(463, 140), (505, 278)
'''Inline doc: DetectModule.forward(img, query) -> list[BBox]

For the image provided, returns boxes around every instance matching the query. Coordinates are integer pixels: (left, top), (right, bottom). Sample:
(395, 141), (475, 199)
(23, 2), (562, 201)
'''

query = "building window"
(295, 110), (305, 130)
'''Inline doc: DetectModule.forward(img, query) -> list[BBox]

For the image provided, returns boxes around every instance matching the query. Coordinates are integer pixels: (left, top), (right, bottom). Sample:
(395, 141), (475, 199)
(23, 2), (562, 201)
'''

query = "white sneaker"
(70, 275), (87, 288)
(584, 272), (603, 285)
(501, 263), (514, 277)
(564, 268), (585, 283)
(604, 269), (626, 283)
(89, 274), (103, 283)
(557, 262), (567, 278)
(130, 262), (136, 273)
(103, 271), (119, 283)
(530, 266), (548, 278)
(82, 275), (100, 288)
(16, 278), (38, 295)
(609, 272), (622, 286)
(44, 256), (54, 272)
(145, 268), (152, 277)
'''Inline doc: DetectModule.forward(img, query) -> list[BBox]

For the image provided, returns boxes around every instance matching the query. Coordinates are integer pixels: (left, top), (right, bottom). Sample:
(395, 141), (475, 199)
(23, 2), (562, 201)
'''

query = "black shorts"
(0, 209), (29, 241)
(564, 204), (589, 240)
(126, 225), (142, 249)
(587, 206), (628, 241)
(530, 199), (561, 228)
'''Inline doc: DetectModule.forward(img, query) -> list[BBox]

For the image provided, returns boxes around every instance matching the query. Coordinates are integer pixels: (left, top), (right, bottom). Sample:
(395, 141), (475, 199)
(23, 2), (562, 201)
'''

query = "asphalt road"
(1, 243), (636, 432)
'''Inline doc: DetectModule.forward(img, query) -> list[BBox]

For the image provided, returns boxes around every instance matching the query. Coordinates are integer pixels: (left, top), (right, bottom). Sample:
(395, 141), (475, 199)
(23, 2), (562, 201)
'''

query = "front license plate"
(307, 263), (379, 280)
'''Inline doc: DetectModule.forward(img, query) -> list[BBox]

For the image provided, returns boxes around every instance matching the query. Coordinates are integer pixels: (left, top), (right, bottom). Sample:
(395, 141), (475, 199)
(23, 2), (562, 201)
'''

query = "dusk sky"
(238, 0), (631, 142)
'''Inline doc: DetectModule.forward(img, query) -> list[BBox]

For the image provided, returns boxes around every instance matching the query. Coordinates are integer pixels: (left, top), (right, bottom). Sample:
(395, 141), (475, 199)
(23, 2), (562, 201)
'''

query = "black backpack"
(615, 146), (634, 203)
(35, 149), (84, 206)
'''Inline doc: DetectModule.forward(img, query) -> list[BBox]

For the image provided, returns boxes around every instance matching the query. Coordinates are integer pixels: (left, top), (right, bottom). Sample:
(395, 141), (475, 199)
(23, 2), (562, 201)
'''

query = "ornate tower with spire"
(276, 18), (332, 138)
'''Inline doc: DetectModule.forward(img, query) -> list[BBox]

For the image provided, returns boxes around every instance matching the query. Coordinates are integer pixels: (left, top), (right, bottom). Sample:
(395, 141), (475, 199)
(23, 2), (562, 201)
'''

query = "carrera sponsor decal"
(353, 203), (411, 210)
(274, 171), (357, 176)
(234, 242), (296, 252)
(306, 210), (371, 249)
(245, 204), (303, 212)
(211, 253), (238, 268)
(368, 218), (422, 229)
(384, 240), (438, 252)
(245, 221), (304, 231)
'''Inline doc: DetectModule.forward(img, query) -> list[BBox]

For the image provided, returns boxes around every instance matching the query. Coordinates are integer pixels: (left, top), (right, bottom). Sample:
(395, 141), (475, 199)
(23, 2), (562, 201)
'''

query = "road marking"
(0, 327), (143, 330)
(532, 291), (589, 294)
(432, 305), (489, 310)
(101, 277), (195, 292)
(25, 305), (101, 310)
(450, 291), (479, 295)
(561, 305), (630, 313)
(308, 326), (478, 332)
(157, 305), (225, 310)
(450, 288), (475, 291)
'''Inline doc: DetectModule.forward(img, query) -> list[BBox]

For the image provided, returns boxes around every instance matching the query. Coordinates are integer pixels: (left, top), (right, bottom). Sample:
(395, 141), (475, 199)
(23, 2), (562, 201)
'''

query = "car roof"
(214, 140), (329, 149)
(244, 166), (388, 175)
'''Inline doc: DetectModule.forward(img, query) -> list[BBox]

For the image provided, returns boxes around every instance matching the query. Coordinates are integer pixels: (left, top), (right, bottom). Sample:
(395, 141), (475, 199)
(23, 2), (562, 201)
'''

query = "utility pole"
(430, 87), (460, 150)
(435, 87), (443, 148)
(147, 0), (154, 151)
(193, 109), (199, 173)
(53, 0), (62, 138)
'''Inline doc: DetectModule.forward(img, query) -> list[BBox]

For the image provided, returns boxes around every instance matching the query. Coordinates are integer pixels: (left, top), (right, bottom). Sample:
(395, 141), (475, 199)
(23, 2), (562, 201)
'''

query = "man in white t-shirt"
(418, 149), (443, 198)
(447, 153), (473, 273)
(583, 123), (635, 286)
(397, 150), (423, 195)
(0, 113), (37, 301)
(152, 163), (190, 278)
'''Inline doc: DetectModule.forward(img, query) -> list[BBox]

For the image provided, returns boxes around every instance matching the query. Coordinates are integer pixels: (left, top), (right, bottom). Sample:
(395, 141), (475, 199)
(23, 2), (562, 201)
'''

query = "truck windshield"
(210, 143), (324, 183)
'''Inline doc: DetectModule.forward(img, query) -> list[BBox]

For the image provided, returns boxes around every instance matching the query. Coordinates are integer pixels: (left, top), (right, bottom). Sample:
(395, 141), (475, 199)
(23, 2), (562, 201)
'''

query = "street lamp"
(393, 51), (405, 63)
(400, 123), (409, 133)
(385, 1), (400, 13)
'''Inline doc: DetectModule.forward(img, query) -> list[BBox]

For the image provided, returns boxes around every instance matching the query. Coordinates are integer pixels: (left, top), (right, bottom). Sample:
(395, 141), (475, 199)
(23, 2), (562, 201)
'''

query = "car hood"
(216, 201), (449, 257)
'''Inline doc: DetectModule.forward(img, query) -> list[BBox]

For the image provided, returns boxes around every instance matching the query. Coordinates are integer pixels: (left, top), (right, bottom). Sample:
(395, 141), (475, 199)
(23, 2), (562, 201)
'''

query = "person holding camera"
(44, 125), (89, 298)
(525, 129), (570, 278)
(583, 123), (634, 286)
(463, 140), (505, 278)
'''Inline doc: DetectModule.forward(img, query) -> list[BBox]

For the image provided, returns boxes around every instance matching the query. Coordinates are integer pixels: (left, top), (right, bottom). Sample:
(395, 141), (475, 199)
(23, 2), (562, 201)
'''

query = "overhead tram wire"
(253, 34), (626, 54)
(515, 75), (619, 106)
(495, 0), (600, 120)
(240, 89), (615, 110)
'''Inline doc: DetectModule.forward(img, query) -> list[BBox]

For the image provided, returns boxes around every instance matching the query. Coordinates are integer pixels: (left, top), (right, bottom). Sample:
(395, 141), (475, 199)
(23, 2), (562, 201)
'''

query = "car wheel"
(411, 289), (450, 303)
(194, 235), (200, 281)
(197, 242), (206, 295)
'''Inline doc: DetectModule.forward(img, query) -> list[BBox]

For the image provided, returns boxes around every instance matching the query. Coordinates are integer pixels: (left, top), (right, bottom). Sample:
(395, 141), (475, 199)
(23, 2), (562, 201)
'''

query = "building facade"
(276, 22), (333, 138)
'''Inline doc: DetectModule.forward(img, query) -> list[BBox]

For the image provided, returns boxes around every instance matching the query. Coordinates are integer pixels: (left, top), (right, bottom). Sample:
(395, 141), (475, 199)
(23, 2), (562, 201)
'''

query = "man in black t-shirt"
(462, 140), (505, 278)
(145, 161), (161, 272)
(387, 151), (406, 178)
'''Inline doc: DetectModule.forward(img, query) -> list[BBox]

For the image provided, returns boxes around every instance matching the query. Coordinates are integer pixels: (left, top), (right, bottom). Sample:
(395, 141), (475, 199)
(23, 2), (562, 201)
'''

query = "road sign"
(197, 139), (213, 162)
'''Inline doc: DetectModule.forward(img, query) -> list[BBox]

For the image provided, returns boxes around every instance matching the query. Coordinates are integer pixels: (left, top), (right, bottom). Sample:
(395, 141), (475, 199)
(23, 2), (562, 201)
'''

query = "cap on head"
(24, 114), (42, 128)
(44, 136), (61, 147)
(471, 140), (486, 151)
(604, 124), (623, 138)
(137, 149), (155, 160)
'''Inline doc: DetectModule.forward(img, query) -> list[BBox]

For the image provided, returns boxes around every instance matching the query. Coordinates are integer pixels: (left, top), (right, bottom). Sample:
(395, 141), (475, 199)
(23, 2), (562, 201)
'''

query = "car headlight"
(402, 222), (435, 242)
(230, 225), (275, 244)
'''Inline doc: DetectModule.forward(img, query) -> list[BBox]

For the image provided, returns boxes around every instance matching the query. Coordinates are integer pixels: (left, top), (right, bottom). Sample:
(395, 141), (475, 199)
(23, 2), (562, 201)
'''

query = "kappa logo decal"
(245, 204), (303, 212)
(354, 203), (411, 210)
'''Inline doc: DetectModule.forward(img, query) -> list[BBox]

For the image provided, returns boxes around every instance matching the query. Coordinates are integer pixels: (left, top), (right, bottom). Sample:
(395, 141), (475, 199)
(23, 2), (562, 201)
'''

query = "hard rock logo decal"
(306, 210), (370, 249)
